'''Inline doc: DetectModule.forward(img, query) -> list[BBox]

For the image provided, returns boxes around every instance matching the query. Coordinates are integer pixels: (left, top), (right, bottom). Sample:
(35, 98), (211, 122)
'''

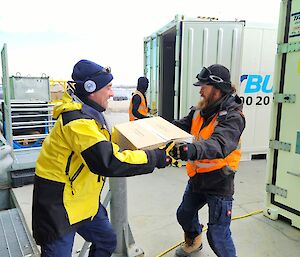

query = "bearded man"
(171, 64), (245, 257)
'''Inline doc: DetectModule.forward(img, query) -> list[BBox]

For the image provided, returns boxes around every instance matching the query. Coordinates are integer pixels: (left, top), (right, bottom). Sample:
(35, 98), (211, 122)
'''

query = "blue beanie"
(71, 59), (113, 97)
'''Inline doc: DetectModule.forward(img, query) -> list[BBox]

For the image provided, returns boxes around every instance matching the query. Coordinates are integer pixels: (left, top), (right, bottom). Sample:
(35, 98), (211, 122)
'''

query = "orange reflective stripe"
(225, 148), (241, 170)
(187, 158), (226, 175)
(128, 91), (149, 121)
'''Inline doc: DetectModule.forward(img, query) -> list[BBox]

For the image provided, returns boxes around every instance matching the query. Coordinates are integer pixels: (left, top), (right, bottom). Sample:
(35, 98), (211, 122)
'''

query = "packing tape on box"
(138, 121), (170, 142)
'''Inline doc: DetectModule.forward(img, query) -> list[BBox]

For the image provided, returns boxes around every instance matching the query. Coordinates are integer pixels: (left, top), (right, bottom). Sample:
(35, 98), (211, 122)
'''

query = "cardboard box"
(50, 91), (64, 100)
(112, 116), (193, 150)
(50, 82), (64, 101)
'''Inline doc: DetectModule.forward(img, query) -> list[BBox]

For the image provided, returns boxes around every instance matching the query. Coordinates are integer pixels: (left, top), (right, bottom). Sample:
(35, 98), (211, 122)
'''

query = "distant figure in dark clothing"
(128, 76), (150, 121)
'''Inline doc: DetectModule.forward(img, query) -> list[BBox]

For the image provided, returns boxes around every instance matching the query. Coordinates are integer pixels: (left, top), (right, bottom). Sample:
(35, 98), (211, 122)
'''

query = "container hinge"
(286, 171), (300, 177)
(277, 41), (300, 54)
(266, 183), (287, 198)
(273, 93), (296, 103)
(269, 140), (291, 152)
(296, 132), (300, 154)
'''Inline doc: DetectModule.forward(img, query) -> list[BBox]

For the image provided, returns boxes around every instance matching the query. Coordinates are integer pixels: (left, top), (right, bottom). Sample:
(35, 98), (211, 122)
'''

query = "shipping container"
(265, 0), (300, 229)
(240, 24), (277, 160)
(144, 15), (278, 160)
(144, 15), (245, 122)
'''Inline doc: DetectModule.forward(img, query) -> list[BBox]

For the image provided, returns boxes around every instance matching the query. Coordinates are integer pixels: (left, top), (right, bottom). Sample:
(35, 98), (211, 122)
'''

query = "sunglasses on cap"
(90, 66), (111, 77)
(194, 67), (230, 86)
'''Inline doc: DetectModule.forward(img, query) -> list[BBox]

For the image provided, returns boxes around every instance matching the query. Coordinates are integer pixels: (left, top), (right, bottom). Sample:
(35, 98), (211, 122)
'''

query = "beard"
(197, 88), (219, 110)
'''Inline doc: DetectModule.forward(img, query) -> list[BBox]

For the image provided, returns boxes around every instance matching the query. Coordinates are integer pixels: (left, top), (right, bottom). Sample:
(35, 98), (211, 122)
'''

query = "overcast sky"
(0, 0), (281, 85)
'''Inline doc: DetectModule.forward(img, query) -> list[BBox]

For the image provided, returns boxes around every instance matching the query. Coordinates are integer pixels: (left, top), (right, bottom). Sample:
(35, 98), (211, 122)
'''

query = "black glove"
(169, 143), (197, 161)
(153, 142), (173, 168)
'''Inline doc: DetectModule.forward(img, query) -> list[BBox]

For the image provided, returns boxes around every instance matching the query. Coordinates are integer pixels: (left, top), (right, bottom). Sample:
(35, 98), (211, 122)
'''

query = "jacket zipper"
(69, 163), (84, 195)
(65, 151), (74, 176)
(65, 152), (103, 195)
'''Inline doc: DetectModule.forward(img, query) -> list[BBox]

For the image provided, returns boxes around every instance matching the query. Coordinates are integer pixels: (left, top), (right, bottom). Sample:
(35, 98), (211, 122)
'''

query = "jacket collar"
(200, 94), (243, 120)
(81, 103), (108, 128)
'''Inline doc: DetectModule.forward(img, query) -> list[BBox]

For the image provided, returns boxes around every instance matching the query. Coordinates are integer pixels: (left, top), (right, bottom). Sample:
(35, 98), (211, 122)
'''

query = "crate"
(10, 168), (35, 188)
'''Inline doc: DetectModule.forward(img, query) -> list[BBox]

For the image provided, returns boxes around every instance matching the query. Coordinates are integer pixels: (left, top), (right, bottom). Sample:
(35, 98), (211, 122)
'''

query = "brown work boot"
(175, 233), (202, 257)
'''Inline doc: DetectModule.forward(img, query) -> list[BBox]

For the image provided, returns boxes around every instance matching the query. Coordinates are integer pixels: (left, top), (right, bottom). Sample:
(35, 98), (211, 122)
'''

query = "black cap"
(194, 64), (232, 93)
(137, 76), (149, 93)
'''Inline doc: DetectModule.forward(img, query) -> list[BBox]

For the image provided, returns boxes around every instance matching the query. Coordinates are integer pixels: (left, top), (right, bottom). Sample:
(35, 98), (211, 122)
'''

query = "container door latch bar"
(277, 41), (300, 54)
(266, 183), (287, 198)
(273, 93), (296, 103)
(269, 140), (291, 152)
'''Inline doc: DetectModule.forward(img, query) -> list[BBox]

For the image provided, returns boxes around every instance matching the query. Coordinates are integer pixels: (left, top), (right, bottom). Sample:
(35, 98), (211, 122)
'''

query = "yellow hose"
(155, 209), (263, 257)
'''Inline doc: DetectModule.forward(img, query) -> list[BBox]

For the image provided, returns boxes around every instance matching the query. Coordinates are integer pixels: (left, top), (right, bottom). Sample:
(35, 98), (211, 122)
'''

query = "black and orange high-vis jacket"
(32, 92), (158, 245)
(129, 90), (149, 121)
(173, 94), (245, 196)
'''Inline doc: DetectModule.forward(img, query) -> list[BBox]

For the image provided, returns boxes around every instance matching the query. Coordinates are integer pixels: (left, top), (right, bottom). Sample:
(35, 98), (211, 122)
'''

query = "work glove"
(149, 108), (158, 116)
(153, 142), (173, 168)
(169, 143), (197, 161)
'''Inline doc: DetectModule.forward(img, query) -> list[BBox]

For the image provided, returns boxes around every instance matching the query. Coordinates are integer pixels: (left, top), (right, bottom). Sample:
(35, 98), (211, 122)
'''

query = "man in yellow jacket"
(171, 64), (245, 257)
(32, 60), (171, 257)
(128, 76), (150, 121)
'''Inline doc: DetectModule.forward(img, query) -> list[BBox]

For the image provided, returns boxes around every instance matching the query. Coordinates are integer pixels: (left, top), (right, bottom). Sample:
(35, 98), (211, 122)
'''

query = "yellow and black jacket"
(32, 92), (158, 245)
(173, 95), (245, 196)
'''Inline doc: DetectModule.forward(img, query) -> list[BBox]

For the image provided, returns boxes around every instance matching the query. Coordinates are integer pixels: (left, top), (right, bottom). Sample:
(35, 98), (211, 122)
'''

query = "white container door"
(240, 26), (277, 160)
(265, 0), (300, 229)
(144, 36), (160, 112)
(178, 21), (244, 118)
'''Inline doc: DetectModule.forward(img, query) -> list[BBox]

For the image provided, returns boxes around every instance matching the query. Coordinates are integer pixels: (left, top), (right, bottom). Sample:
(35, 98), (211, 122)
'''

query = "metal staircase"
(0, 208), (39, 257)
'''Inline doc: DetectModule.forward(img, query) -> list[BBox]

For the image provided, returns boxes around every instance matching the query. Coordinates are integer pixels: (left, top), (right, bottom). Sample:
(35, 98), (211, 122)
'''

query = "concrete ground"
(12, 102), (300, 257)
(125, 160), (300, 257)
(12, 160), (300, 257)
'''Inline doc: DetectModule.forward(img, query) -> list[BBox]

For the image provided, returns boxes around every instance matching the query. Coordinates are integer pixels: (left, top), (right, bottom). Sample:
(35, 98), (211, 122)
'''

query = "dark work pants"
(41, 204), (117, 257)
(176, 180), (237, 257)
